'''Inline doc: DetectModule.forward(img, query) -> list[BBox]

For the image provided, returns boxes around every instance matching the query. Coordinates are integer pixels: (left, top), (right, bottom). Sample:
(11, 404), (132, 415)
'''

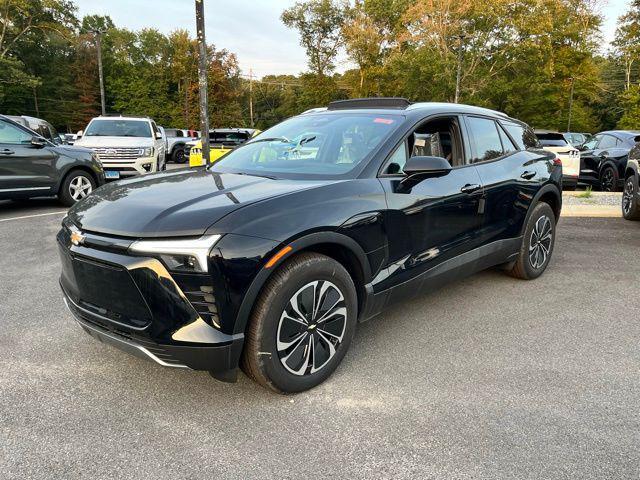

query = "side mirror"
(31, 136), (46, 148)
(155, 132), (163, 139)
(403, 155), (452, 175)
(76, 130), (83, 138)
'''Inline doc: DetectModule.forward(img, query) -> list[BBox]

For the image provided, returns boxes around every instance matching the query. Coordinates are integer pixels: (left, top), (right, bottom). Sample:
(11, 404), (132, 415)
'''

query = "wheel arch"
(233, 231), (372, 335)
(520, 183), (561, 236)
(56, 165), (99, 194)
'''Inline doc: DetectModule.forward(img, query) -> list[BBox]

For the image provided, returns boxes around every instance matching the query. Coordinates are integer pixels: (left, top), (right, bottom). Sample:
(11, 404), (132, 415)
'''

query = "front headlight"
(142, 147), (154, 157)
(129, 235), (221, 273)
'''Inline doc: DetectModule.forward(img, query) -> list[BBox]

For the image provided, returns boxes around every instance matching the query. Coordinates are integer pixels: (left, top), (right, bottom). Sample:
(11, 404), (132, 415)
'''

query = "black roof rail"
(327, 97), (412, 110)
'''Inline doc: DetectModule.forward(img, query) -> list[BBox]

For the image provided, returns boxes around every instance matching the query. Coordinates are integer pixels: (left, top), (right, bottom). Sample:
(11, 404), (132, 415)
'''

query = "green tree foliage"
(281, 0), (349, 77)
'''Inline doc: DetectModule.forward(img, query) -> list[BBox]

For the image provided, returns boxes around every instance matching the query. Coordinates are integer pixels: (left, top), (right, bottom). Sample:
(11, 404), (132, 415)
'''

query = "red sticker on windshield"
(374, 118), (394, 124)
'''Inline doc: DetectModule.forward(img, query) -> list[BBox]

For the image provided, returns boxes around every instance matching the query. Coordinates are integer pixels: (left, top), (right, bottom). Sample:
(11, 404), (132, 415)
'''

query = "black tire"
(241, 252), (358, 394)
(507, 202), (556, 280)
(172, 147), (186, 164)
(622, 175), (640, 221)
(600, 165), (619, 192)
(58, 170), (96, 207)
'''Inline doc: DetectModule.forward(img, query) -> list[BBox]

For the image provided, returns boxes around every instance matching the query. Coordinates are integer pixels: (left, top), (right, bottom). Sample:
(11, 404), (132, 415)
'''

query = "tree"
(281, 0), (348, 77)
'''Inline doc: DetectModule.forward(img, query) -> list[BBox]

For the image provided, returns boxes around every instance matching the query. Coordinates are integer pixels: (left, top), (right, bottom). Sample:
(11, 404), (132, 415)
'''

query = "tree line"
(1, 0), (640, 134)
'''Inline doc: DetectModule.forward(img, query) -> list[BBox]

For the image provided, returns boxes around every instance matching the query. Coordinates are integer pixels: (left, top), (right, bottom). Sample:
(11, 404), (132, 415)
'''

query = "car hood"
(54, 145), (95, 156)
(74, 136), (155, 148)
(67, 169), (334, 238)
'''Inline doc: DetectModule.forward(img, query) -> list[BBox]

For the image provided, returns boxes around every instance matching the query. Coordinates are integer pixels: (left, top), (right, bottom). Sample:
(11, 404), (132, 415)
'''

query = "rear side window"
(466, 117), (505, 163)
(502, 121), (539, 150)
(498, 125), (517, 153)
(597, 135), (617, 149)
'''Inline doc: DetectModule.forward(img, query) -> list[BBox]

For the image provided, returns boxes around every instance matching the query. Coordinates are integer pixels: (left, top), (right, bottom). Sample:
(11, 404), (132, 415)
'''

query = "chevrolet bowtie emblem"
(70, 230), (85, 246)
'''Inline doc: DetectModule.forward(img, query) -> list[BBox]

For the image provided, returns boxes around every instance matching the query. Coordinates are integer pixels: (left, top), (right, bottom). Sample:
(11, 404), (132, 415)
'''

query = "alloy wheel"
(529, 215), (552, 269)
(622, 178), (634, 215)
(69, 175), (93, 201)
(276, 280), (347, 376)
(601, 168), (615, 192)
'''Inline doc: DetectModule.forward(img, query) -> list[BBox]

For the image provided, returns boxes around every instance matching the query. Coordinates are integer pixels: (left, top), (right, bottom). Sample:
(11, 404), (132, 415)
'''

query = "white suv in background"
(535, 130), (581, 190)
(75, 116), (166, 180)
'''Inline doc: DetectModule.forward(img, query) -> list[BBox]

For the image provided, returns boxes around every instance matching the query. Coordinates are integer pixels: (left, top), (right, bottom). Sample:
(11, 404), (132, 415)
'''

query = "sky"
(76, 0), (631, 79)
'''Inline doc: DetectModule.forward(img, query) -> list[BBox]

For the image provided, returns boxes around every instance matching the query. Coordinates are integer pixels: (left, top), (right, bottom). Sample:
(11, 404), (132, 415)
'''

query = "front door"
(0, 118), (57, 194)
(377, 139), (484, 296)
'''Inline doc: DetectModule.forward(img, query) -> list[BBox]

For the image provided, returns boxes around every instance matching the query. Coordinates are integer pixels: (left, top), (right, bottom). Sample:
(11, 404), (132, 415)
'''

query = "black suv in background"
(0, 115), (104, 206)
(58, 98), (562, 393)
(579, 130), (640, 191)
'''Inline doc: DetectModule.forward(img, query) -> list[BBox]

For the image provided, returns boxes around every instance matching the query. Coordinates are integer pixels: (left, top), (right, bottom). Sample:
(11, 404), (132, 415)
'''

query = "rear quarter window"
(501, 121), (539, 150)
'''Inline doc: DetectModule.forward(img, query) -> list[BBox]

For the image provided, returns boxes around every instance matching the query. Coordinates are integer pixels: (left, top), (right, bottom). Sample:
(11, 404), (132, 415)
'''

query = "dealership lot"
(1, 200), (639, 479)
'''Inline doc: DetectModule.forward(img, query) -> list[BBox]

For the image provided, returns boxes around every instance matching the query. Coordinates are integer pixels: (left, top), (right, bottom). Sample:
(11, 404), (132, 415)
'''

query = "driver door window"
(0, 120), (33, 144)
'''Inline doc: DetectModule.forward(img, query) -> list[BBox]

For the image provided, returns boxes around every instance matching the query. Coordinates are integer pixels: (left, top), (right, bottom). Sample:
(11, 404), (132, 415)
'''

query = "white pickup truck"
(75, 115), (166, 180)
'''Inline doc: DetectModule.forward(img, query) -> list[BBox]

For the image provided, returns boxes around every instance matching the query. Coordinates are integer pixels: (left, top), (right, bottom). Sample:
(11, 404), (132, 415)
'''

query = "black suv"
(58, 99), (562, 393)
(578, 130), (640, 191)
(0, 115), (105, 205)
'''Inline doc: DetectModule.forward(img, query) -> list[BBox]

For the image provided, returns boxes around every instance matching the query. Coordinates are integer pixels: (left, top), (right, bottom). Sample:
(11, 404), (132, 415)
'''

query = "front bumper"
(102, 156), (157, 177)
(57, 226), (243, 372)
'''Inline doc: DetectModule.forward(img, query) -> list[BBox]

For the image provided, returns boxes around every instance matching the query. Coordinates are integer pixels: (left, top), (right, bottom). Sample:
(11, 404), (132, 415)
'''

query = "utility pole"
(454, 35), (466, 104)
(195, 0), (211, 166)
(567, 77), (575, 132)
(249, 68), (254, 128)
(91, 29), (107, 115)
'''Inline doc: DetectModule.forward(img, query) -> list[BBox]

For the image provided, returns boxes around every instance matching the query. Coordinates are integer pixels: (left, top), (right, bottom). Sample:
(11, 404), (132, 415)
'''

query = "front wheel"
(507, 202), (556, 280)
(58, 170), (96, 207)
(622, 176), (640, 220)
(241, 253), (358, 393)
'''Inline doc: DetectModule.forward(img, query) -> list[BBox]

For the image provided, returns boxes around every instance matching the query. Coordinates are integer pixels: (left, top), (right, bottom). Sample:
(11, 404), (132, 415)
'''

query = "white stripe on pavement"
(0, 210), (67, 223)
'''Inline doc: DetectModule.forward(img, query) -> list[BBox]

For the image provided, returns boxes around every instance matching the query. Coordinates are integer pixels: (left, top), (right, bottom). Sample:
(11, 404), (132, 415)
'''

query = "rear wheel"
(241, 252), (357, 393)
(622, 176), (640, 220)
(600, 166), (619, 192)
(58, 170), (95, 207)
(507, 202), (556, 280)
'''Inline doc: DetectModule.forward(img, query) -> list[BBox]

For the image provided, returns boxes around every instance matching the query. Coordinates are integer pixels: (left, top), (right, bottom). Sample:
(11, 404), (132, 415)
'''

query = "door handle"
(521, 171), (536, 180)
(0, 148), (14, 155)
(460, 183), (482, 194)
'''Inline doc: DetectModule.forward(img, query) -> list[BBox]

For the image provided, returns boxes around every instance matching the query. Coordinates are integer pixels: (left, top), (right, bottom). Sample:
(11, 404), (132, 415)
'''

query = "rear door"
(0, 118), (58, 193)
(467, 116), (549, 244)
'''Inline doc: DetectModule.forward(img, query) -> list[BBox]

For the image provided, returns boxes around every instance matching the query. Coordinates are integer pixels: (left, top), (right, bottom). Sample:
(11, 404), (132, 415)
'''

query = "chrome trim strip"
(0, 186), (50, 193)
(63, 297), (189, 369)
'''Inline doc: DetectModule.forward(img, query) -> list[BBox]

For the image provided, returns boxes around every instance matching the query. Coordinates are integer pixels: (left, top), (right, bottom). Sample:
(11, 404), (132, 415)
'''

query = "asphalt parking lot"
(1, 197), (639, 479)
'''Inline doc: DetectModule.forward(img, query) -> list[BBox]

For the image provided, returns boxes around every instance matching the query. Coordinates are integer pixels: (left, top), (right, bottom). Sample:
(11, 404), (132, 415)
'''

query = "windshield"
(537, 133), (568, 147)
(210, 113), (401, 179)
(85, 119), (151, 138)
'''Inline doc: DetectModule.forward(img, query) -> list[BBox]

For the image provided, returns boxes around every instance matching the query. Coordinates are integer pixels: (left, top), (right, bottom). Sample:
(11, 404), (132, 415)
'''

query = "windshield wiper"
(250, 136), (291, 144)
(232, 171), (277, 180)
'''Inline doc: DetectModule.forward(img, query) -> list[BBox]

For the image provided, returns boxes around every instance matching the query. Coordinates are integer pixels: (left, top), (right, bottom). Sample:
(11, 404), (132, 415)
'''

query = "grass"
(577, 186), (593, 198)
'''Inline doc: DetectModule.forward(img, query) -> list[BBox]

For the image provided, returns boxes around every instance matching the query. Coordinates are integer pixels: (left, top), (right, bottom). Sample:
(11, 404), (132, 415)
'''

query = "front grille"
(92, 147), (143, 161)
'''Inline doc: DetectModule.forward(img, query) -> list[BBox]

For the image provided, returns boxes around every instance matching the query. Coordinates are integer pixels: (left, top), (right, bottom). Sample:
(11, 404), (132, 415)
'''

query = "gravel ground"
(1, 200), (639, 479)
(563, 192), (622, 206)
